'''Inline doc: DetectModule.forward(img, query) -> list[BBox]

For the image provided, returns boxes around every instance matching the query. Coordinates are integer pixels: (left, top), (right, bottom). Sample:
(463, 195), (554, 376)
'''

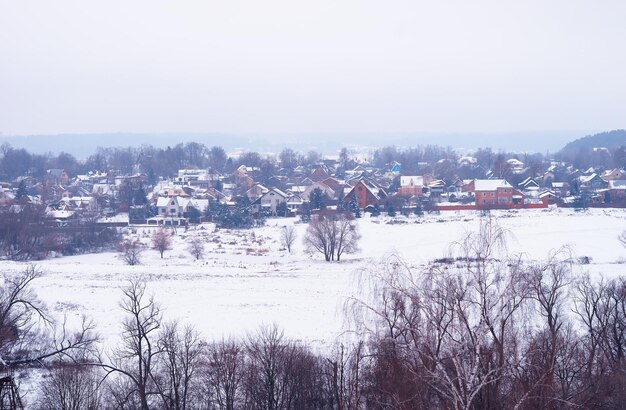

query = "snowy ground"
(3, 207), (626, 352)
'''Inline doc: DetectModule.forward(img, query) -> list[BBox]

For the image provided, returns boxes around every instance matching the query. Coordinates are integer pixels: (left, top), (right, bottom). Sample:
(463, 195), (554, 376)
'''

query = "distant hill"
(561, 129), (626, 156)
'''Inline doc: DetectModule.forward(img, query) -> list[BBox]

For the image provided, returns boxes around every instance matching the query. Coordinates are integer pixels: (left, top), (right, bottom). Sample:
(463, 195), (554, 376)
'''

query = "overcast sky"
(0, 0), (624, 137)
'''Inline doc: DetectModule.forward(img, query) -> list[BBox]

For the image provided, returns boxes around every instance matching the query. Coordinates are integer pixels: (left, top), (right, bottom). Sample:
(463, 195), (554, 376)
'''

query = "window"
(358, 186), (363, 192)
(482, 192), (486, 197)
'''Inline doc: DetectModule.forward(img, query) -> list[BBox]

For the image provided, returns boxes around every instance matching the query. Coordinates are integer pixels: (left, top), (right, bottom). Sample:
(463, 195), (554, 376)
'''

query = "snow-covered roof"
(46, 210), (74, 219)
(473, 179), (512, 191)
(458, 156), (477, 165)
(507, 158), (524, 166)
(579, 173), (601, 183)
(608, 180), (626, 189)
(157, 197), (174, 207)
(539, 190), (556, 198)
(400, 176), (423, 187)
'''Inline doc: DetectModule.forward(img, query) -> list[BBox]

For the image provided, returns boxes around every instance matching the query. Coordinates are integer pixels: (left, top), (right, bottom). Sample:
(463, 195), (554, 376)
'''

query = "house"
(246, 184), (269, 201)
(519, 177), (540, 193)
(388, 161), (402, 174)
(287, 194), (304, 215)
(506, 158), (525, 174)
(601, 180), (626, 203)
(551, 182), (568, 197)
(45, 169), (70, 185)
(320, 177), (344, 194)
(397, 176), (424, 198)
(466, 179), (523, 208)
(458, 156), (478, 167)
(253, 188), (289, 216)
(156, 196), (191, 218)
(602, 168), (626, 181)
(539, 190), (558, 205)
(310, 165), (331, 182)
(578, 174), (608, 191)
(343, 178), (387, 209)
(302, 182), (335, 202)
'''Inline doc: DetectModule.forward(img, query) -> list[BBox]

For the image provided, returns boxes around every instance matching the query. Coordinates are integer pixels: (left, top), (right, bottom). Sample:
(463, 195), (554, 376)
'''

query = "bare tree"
(37, 365), (102, 410)
(243, 325), (323, 410)
(280, 226), (297, 253)
(0, 265), (97, 370)
(187, 237), (205, 260)
(152, 228), (172, 259)
(304, 213), (360, 262)
(153, 321), (203, 410)
(96, 280), (162, 410)
(201, 339), (245, 410)
(118, 238), (144, 265)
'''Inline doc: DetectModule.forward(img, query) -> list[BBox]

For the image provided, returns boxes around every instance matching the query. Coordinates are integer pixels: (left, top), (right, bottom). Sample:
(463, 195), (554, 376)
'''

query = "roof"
(539, 190), (556, 198)
(400, 176), (423, 187)
(608, 180), (626, 189)
(264, 188), (289, 198)
(473, 179), (513, 191)
(156, 197), (172, 207)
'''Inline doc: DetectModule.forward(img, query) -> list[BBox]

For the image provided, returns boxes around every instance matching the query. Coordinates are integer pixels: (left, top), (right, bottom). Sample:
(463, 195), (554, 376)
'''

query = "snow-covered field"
(3, 207), (626, 351)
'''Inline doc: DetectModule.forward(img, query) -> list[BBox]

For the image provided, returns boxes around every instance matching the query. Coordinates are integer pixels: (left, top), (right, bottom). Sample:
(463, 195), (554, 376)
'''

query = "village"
(1, 144), (624, 233)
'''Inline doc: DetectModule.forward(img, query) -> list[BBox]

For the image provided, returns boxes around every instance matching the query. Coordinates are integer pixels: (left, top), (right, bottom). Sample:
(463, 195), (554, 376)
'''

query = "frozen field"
(2, 207), (626, 350)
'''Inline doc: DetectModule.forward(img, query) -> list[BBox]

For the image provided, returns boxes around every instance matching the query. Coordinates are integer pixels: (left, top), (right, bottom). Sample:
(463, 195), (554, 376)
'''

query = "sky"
(0, 0), (624, 141)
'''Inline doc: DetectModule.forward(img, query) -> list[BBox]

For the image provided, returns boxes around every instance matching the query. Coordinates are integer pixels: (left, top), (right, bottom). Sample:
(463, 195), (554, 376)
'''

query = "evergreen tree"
(276, 201), (288, 217)
(310, 187), (325, 210)
(147, 169), (157, 186)
(15, 180), (28, 201)
(214, 180), (224, 192)
(387, 203), (396, 217)
(336, 189), (345, 212)
(300, 202), (312, 223)
(133, 186), (149, 206)
(349, 193), (360, 218)
(372, 203), (381, 217)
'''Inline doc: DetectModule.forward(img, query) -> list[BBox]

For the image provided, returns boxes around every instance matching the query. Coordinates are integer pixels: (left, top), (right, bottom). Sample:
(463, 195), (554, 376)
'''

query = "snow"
(2, 208), (626, 352)
(473, 179), (513, 191)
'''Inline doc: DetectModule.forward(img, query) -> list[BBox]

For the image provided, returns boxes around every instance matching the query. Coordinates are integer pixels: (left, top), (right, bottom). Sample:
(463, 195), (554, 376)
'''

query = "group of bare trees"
(340, 219), (626, 409)
(30, 280), (365, 410)
(0, 206), (119, 261)
(304, 213), (361, 262)
(8, 217), (626, 409)
(119, 228), (209, 265)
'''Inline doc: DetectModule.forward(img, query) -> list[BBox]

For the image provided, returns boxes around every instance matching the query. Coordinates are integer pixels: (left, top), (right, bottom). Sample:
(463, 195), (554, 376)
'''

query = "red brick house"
(466, 179), (524, 208)
(601, 180), (626, 203)
(343, 178), (387, 209)
(397, 176), (424, 198)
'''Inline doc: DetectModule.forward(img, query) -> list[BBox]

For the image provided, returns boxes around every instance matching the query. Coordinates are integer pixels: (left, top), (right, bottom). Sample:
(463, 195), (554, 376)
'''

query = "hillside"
(561, 129), (626, 156)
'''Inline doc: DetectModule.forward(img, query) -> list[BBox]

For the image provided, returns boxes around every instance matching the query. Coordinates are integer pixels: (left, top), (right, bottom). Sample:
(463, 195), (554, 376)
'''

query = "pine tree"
(349, 193), (361, 218)
(133, 186), (148, 206)
(336, 189), (345, 212)
(310, 187), (325, 210)
(372, 203), (381, 217)
(15, 180), (28, 201)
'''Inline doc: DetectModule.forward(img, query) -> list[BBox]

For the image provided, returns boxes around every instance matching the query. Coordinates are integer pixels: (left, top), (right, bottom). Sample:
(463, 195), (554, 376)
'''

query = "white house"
(254, 188), (289, 215)
(156, 196), (191, 218)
